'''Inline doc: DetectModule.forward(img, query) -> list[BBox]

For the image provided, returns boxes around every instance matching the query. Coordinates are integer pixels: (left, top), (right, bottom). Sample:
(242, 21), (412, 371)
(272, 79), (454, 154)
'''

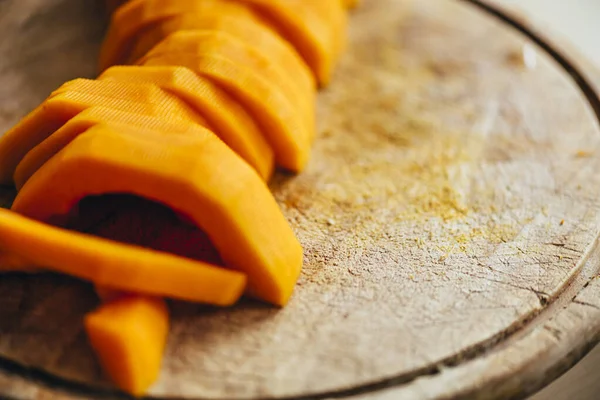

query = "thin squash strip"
(15, 103), (271, 189)
(228, 0), (347, 85)
(0, 208), (246, 304)
(85, 295), (169, 397)
(13, 124), (303, 306)
(0, 83), (210, 185)
(99, 0), (254, 70)
(139, 30), (315, 141)
(140, 51), (310, 172)
(99, 66), (274, 180)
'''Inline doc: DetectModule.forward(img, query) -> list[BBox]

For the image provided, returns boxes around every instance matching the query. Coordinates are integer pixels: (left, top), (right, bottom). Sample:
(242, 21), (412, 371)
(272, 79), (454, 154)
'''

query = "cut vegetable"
(127, 4), (262, 63)
(140, 51), (310, 172)
(99, 66), (274, 180)
(0, 80), (208, 185)
(14, 103), (270, 190)
(139, 28), (315, 141)
(99, 0), (255, 70)
(128, 9), (315, 104)
(227, 0), (348, 85)
(0, 207), (246, 304)
(13, 124), (303, 305)
(85, 295), (169, 396)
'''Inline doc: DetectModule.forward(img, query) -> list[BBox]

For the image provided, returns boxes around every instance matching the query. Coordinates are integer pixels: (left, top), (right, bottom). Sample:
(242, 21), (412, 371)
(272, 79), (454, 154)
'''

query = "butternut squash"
(14, 104), (271, 189)
(99, 66), (274, 179)
(226, 0), (347, 85)
(13, 124), (303, 306)
(127, 8), (315, 98)
(140, 51), (310, 172)
(85, 295), (169, 396)
(0, 207), (246, 304)
(126, 5), (263, 64)
(138, 28), (315, 141)
(50, 79), (209, 128)
(0, 81), (207, 185)
(99, 0), (255, 70)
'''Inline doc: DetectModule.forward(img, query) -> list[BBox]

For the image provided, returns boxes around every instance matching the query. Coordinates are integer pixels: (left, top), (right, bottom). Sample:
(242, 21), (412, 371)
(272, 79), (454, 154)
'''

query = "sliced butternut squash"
(99, 66), (274, 180)
(0, 81), (207, 185)
(99, 0), (255, 70)
(228, 0), (347, 85)
(0, 207), (246, 304)
(127, 9), (315, 99)
(13, 124), (303, 306)
(140, 51), (310, 172)
(85, 295), (169, 396)
(50, 78), (209, 127)
(127, 5), (261, 63)
(138, 27), (316, 141)
(14, 104), (271, 190)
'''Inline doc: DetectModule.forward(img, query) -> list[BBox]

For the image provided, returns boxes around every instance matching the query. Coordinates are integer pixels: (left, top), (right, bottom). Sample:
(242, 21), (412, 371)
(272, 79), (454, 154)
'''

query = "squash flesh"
(0, 207), (246, 304)
(13, 124), (303, 306)
(100, 0), (250, 70)
(141, 52), (310, 172)
(85, 295), (169, 396)
(227, 0), (347, 85)
(99, 66), (274, 179)
(140, 29), (315, 141)
(0, 83), (208, 185)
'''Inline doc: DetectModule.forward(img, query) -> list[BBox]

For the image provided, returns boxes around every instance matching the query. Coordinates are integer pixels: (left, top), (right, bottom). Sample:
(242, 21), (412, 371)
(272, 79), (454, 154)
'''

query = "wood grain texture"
(1, 0), (600, 399)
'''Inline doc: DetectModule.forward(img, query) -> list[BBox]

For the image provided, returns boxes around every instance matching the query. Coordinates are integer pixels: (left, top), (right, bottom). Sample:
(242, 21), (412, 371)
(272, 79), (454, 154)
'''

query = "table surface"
(494, 1), (600, 399)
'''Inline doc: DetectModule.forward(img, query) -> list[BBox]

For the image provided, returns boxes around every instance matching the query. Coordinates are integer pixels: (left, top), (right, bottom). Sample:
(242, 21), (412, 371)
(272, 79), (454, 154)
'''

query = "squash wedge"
(99, 66), (274, 180)
(0, 81), (207, 185)
(13, 124), (303, 306)
(128, 10), (315, 102)
(138, 28), (315, 141)
(0, 207), (246, 304)
(99, 0), (254, 70)
(85, 295), (169, 397)
(140, 51), (310, 172)
(228, 0), (347, 85)
(14, 106), (238, 190)
(127, 5), (262, 63)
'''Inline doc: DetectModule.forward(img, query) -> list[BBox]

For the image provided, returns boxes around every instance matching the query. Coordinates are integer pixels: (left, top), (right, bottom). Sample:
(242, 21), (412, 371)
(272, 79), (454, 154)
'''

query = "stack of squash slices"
(0, 0), (360, 396)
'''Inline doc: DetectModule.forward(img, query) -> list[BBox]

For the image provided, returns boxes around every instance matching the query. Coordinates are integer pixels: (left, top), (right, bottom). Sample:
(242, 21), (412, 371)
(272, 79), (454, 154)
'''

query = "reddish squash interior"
(66, 193), (224, 267)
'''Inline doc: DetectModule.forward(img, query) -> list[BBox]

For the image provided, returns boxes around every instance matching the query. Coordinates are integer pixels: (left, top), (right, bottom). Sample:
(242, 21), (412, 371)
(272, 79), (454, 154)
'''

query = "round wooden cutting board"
(1, 0), (600, 399)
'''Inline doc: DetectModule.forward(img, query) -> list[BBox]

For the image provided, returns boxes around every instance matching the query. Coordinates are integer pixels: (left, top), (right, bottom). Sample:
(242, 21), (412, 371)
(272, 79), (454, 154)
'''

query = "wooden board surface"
(1, 0), (600, 399)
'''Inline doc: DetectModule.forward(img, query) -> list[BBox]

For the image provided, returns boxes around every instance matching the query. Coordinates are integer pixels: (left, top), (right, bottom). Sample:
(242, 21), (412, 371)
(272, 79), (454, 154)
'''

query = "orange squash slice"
(14, 106), (249, 190)
(99, 0), (253, 70)
(13, 124), (303, 306)
(0, 80), (207, 185)
(0, 207), (246, 304)
(139, 47), (310, 172)
(85, 295), (169, 397)
(227, 0), (347, 85)
(138, 25), (316, 140)
(99, 66), (274, 180)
